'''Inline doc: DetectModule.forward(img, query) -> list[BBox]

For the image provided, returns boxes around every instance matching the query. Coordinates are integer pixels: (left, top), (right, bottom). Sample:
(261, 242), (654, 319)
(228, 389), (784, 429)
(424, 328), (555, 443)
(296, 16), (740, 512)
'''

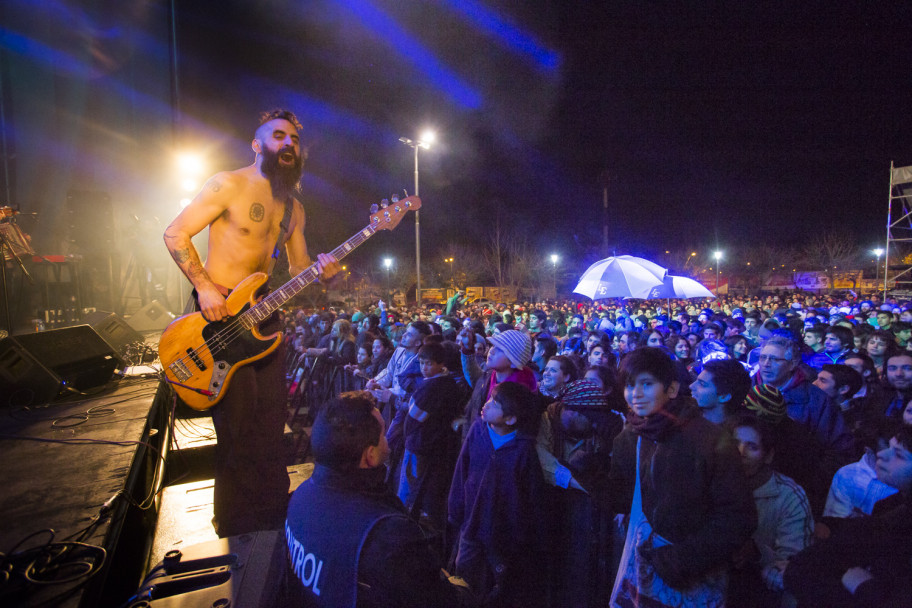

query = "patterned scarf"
(626, 396), (689, 442)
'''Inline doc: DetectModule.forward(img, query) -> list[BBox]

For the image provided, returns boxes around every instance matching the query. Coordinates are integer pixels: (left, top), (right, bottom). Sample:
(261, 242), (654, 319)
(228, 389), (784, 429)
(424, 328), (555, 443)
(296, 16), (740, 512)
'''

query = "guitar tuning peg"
(380, 198), (389, 209)
(391, 194), (399, 203)
(370, 204), (379, 214)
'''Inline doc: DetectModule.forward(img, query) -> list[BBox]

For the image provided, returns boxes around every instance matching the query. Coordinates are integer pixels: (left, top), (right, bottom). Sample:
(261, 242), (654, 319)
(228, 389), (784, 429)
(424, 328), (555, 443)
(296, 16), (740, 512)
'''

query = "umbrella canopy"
(573, 256), (668, 300)
(644, 274), (716, 299)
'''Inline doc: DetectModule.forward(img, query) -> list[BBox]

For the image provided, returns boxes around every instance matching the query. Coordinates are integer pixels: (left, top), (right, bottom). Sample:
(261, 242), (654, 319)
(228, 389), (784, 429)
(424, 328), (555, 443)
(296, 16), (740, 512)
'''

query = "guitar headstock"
(370, 196), (422, 231)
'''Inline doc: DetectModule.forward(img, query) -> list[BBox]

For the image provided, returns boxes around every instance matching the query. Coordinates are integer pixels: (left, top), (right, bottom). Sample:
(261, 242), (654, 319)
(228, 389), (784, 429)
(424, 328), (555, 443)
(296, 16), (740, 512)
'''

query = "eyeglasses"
(758, 354), (789, 364)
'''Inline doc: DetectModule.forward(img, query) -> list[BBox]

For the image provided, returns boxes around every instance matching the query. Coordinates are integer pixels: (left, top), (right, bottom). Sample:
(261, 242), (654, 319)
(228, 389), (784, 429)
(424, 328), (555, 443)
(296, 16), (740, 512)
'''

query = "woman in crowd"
(640, 329), (666, 348)
(865, 330), (898, 376)
(540, 355), (578, 400)
(725, 335), (752, 363)
(583, 363), (626, 416)
(666, 335), (693, 367)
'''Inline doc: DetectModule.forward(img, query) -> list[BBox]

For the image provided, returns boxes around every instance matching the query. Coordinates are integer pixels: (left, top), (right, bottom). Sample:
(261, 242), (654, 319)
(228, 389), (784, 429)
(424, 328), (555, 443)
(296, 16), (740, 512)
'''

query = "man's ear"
(361, 444), (381, 469)
(505, 415), (517, 428)
(718, 392), (732, 404)
(667, 380), (680, 399)
(838, 384), (852, 397)
(252, 138), (261, 154)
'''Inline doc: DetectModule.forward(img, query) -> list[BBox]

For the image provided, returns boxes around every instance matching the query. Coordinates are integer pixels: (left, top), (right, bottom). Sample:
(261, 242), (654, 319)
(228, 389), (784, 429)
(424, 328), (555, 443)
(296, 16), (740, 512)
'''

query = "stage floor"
(0, 374), (169, 607)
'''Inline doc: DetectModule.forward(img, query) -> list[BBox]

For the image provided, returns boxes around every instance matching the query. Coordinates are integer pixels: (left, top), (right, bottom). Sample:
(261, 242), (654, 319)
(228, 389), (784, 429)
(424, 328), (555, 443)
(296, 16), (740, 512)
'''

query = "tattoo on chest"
(250, 202), (265, 222)
(207, 178), (222, 192)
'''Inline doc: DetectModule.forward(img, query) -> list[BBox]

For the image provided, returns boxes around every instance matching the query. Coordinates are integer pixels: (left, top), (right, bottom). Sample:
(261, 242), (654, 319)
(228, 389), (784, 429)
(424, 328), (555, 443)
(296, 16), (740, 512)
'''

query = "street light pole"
(399, 130), (435, 308)
(383, 258), (392, 305)
(713, 250), (723, 293)
(874, 248), (884, 291)
(550, 254), (559, 299)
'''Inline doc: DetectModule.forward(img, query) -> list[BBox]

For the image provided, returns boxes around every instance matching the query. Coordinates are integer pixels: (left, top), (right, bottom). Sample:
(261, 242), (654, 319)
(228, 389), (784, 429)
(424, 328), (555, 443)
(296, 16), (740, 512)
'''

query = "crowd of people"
(281, 289), (912, 607)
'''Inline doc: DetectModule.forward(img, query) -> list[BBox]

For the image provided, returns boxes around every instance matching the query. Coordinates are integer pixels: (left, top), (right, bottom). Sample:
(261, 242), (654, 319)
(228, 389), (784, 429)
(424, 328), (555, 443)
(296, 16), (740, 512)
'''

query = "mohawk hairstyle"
(258, 108), (302, 131)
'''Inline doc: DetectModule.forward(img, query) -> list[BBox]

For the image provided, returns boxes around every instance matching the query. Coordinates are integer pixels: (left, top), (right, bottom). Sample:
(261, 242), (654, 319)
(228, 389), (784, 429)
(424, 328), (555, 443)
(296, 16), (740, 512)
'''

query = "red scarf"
(486, 366), (538, 401)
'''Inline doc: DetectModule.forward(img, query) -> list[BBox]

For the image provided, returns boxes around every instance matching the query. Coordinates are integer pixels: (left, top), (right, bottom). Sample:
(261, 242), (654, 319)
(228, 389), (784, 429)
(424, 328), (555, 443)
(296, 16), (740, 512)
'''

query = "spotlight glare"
(420, 130), (436, 146)
(181, 178), (199, 192)
(179, 198), (192, 208)
(177, 153), (204, 174)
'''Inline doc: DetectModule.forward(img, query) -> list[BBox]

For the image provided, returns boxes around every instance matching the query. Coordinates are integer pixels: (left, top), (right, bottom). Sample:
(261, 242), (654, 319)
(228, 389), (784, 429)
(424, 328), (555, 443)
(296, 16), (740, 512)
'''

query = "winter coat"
(605, 402), (756, 587)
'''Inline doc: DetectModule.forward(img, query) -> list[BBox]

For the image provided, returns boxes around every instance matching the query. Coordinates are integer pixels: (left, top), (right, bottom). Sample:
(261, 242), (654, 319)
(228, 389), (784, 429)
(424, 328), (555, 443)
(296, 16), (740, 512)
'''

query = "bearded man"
(164, 109), (340, 536)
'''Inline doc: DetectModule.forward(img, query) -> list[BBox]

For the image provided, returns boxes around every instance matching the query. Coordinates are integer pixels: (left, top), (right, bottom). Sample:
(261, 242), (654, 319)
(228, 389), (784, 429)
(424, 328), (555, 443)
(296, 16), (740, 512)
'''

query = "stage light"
(177, 153), (204, 174)
(179, 198), (192, 208)
(181, 178), (199, 192)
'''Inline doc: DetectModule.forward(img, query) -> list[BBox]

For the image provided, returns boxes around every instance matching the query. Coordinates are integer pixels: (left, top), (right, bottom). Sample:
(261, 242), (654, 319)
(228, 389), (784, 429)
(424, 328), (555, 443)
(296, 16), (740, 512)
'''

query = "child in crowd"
(398, 343), (463, 531)
(729, 415), (814, 608)
(605, 347), (755, 608)
(448, 381), (546, 607)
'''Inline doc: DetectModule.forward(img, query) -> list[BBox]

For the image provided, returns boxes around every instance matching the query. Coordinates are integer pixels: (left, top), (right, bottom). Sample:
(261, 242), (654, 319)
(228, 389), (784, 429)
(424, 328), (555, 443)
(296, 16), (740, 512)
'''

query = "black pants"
(186, 291), (289, 537)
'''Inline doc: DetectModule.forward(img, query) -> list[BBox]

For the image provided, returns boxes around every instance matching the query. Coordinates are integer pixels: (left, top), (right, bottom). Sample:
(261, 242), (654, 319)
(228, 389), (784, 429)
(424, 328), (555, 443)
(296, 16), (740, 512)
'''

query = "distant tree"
(430, 242), (486, 288)
(800, 232), (861, 289)
(739, 244), (800, 290)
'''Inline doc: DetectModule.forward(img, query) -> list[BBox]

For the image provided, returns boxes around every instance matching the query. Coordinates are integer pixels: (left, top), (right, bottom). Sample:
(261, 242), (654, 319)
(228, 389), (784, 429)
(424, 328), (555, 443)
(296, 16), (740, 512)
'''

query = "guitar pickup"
(169, 360), (192, 382)
(186, 348), (207, 371)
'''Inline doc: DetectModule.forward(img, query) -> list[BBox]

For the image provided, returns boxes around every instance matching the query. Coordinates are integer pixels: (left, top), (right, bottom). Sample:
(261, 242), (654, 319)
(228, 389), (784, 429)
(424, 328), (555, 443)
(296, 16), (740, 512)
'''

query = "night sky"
(4, 1), (912, 280)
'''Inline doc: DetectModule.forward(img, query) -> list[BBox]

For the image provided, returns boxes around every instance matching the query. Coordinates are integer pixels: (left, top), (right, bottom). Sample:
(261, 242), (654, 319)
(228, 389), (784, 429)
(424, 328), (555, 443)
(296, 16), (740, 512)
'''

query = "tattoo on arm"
(208, 178), (222, 192)
(172, 248), (191, 264)
(250, 202), (265, 222)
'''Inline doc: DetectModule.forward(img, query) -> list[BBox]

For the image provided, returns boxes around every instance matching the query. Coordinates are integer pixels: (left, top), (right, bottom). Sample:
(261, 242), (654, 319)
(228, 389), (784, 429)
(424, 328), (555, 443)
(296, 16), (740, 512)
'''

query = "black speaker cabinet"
(128, 300), (175, 333)
(0, 325), (119, 406)
(83, 311), (144, 363)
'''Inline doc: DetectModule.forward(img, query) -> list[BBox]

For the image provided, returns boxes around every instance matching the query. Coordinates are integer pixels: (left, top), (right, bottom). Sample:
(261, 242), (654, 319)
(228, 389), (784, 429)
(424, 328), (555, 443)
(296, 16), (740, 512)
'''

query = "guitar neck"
(242, 223), (378, 324)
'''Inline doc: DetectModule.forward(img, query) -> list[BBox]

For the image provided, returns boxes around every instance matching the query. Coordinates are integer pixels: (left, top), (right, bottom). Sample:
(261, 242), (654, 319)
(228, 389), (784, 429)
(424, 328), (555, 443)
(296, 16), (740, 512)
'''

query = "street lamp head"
(874, 248), (885, 257)
(419, 130), (436, 148)
(383, 258), (392, 269)
(550, 254), (559, 265)
(713, 250), (723, 261)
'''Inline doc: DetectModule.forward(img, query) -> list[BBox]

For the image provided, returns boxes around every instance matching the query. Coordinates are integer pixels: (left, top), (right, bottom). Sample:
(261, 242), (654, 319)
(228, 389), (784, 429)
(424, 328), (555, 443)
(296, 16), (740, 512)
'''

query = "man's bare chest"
(217, 189), (289, 242)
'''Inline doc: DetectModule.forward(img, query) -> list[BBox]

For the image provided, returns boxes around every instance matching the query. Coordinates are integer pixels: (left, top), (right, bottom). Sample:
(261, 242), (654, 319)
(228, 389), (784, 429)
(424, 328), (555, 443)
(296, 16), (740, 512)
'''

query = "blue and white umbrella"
(573, 256), (668, 300)
(644, 275), (716, 300)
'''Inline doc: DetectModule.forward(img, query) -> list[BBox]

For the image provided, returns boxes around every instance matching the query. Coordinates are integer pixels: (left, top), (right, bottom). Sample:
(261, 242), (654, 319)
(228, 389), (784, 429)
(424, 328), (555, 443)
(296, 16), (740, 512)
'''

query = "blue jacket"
(804, 349), (850, 370)
(770, 371), (855, 471)
(448, 419), (546, 601)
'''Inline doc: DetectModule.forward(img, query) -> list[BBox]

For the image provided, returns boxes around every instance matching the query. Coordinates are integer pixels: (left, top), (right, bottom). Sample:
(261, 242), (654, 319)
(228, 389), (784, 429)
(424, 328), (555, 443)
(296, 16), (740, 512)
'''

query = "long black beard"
(261, 145), (303, 201)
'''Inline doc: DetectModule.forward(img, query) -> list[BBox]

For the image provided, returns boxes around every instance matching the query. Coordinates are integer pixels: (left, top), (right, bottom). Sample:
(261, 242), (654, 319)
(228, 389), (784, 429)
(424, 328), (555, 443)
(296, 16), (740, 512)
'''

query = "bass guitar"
(159, 196), (421, 410)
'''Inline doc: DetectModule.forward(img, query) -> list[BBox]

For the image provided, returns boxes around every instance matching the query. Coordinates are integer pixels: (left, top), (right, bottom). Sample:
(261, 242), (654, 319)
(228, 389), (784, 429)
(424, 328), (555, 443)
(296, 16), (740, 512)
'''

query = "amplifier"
(0, 325), (118, 406)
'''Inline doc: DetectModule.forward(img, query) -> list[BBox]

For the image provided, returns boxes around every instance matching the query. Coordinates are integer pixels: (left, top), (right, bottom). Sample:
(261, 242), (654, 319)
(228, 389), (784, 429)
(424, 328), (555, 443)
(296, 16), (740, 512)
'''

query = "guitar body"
(159, 272), (281, 410)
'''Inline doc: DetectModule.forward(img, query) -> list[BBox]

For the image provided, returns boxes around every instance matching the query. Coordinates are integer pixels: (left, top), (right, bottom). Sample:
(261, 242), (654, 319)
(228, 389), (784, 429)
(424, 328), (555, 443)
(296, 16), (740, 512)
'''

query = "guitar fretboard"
(240, 224), (379, 327)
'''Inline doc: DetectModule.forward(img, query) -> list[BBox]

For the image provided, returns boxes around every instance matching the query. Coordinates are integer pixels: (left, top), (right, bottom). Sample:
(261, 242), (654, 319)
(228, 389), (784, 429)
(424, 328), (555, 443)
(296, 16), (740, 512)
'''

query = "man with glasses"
(756, 336), (856, 514)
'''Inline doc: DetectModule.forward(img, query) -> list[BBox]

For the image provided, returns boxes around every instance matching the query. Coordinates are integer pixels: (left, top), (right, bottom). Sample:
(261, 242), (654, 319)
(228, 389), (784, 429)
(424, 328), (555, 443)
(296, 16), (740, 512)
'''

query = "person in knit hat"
(745, 383), (788, 424)
(754, 336), (854, 492)
(536, 379), (624, 605)
(457, 327), (538, 439)
(745, 382), (831, 517)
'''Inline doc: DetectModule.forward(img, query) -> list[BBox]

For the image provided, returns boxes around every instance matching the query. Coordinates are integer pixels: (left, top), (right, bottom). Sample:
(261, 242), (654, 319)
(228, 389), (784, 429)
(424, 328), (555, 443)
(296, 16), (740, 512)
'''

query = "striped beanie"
(559, 379), (608, 413)
(745, 384), (786, 423)
(487, 330), (532, 370)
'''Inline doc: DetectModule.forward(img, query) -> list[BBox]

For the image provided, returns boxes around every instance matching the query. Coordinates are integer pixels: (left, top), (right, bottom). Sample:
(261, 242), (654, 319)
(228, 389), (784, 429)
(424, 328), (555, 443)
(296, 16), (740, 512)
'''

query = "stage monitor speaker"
(130, 531), (284, 608)
(0, 325), (118, 406)
(84, 311), (144, 363)
(128, 300), (175, 333)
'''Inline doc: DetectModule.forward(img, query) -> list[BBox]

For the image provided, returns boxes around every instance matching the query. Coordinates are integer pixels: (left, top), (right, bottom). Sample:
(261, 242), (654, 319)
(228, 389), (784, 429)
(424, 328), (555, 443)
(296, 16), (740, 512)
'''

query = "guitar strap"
(266, 196), (294, 277)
